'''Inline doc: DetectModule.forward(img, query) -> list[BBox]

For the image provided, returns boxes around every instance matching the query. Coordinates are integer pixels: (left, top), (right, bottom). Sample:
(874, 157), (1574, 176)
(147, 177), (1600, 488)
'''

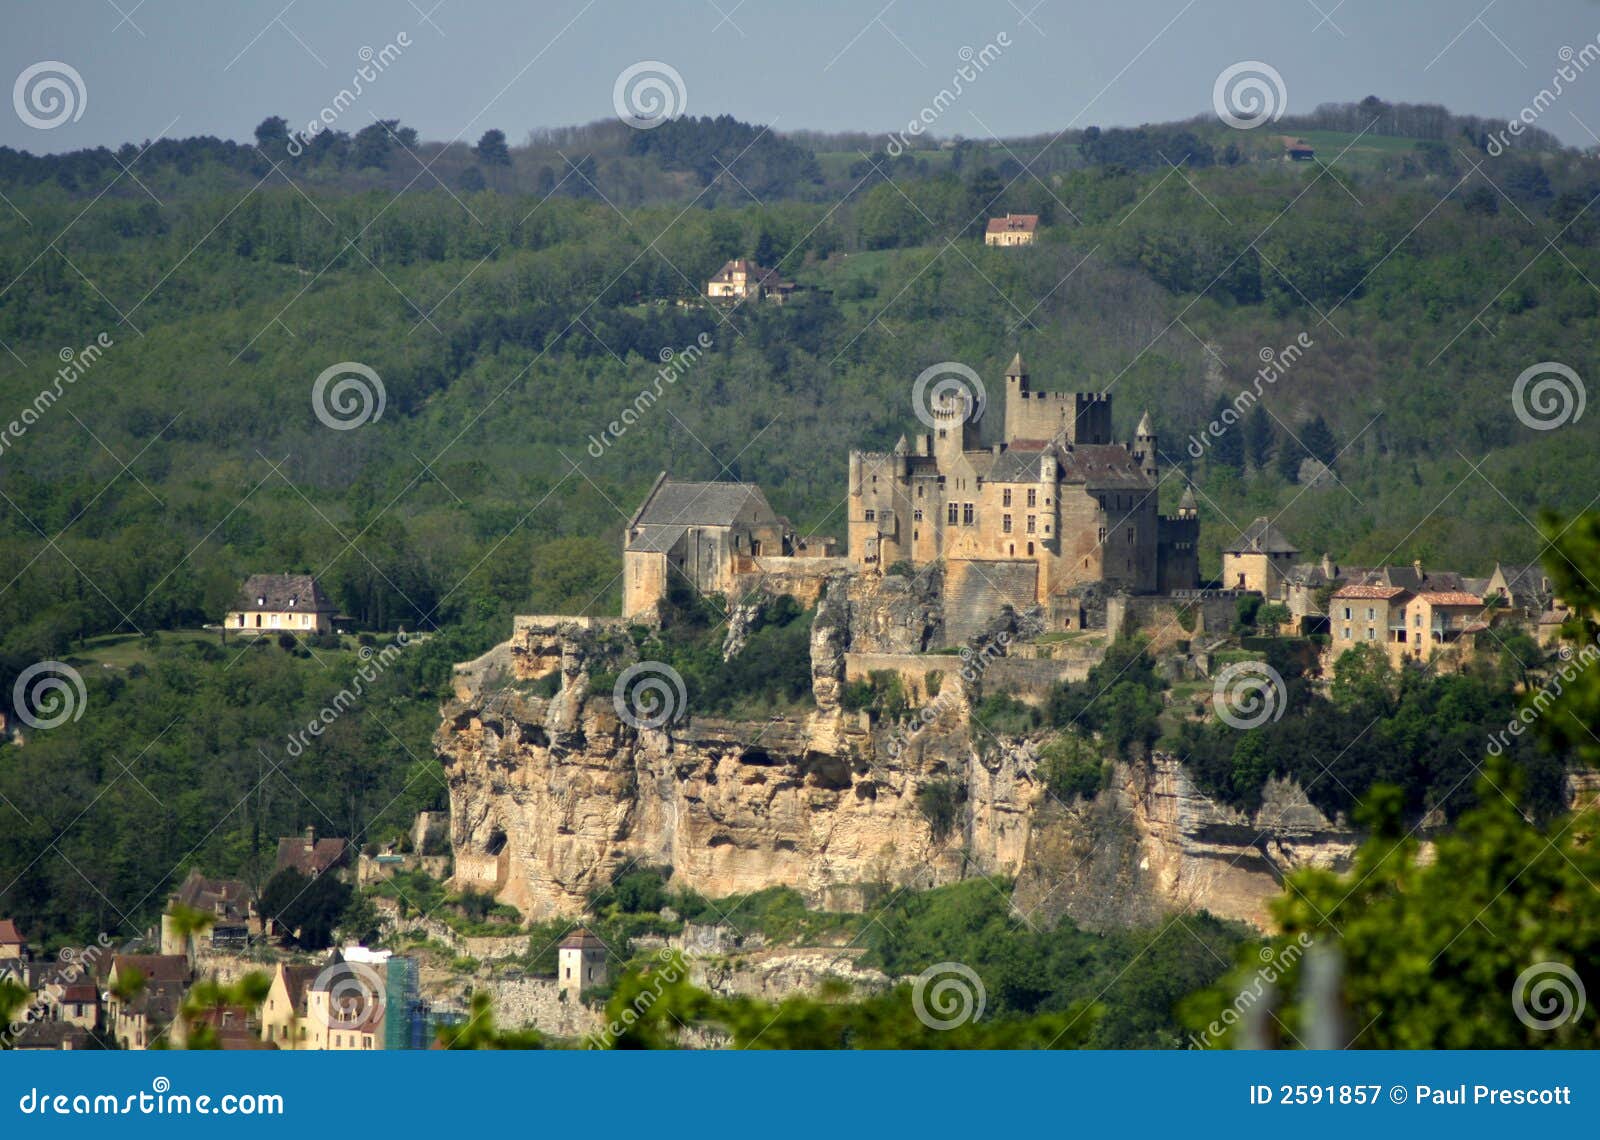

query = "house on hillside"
(274, 827), (348, 880)
(706, 258), (795, 304)
(1282, 136), (1315, 161)
(161, 869), (258, 957)
(1329, 581), (1488, 669)
(558, 928), (608, 1000)
(0, 918), (29, 960)
(984, 213), (1039, 246)
(260, 963), (320, 1048)
(226, 574), (338, 635)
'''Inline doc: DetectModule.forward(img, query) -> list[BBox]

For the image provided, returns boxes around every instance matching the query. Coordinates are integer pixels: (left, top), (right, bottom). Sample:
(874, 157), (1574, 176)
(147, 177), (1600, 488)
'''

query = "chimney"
(1412, 558), (1423, 581)
(1321, 552), (1335, 579)
(303, 825), (315, 854)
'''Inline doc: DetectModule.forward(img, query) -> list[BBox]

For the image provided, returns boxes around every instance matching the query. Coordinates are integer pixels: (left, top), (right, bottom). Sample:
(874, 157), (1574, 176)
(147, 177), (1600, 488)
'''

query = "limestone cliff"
(436, 601), (1362, 930)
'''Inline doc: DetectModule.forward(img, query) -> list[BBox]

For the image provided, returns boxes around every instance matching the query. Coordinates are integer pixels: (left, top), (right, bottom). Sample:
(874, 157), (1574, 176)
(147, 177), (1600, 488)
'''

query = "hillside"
(0, 101), (1596, 948)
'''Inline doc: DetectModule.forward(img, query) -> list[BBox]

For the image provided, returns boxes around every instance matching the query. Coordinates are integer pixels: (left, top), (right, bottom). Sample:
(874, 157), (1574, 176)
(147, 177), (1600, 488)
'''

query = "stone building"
(847, 354), (1197, 630)
(226, 573), (337, 635)
(984, 213), (1039, 246)
(558, 928), (608, 1000)
(1329, 583), (1488, 669)
(1221, 517), (1300, 593)
(622, 474), (793, 620)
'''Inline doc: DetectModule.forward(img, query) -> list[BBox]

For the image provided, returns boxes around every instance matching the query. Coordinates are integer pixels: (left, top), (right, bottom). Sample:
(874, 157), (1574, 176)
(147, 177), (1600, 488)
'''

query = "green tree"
(474, 129), (512, 166)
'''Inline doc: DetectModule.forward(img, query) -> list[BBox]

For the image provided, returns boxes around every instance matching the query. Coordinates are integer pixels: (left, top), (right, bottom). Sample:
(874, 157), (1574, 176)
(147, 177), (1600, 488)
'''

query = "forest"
(1, 97), (1597, 947)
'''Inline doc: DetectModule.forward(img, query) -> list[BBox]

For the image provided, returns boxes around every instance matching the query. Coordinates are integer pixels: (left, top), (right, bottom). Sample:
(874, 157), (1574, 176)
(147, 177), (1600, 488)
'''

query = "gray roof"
(1224, 517), (1300, 555)
(237, 574), (336, 613)
(629, 475), (775, 529)
(982, 443), (1150, 490)
(626, 524), (687, 554)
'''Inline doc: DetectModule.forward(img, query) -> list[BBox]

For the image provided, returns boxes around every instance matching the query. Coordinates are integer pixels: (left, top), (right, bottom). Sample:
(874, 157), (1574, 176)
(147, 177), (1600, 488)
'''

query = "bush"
(916, 778), (966, 841)
(1039, 735), (1106, 803)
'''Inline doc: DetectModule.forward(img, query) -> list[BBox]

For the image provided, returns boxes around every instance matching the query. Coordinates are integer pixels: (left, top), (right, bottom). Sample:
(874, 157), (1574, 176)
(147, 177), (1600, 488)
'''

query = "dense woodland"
(1, 98), (1597, 951)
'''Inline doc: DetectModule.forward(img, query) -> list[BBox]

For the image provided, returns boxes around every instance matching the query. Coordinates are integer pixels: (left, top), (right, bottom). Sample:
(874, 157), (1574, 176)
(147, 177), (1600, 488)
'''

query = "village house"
(275, 826), (349, 879)
(558, 928), (609, 1000)
(0, 918), (29, 960)
(705, 258), (795, 304)
(104, 954), (190, 1050)
(170, 1005), (276, 1051)
(260, 962), (320, 1047)
(1328, 581), (1489, 669)
(984, 213), (1039, 246)
(226, 573), (338, 635)
(1282, 136), (1316, 161)
(161, 869), (258, 958)
(1221, 517), (1300, 594)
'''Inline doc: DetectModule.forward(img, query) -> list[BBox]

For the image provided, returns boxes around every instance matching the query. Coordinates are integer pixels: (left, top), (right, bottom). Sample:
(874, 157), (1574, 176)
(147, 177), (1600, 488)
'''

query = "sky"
(5, 0), (1600, 153)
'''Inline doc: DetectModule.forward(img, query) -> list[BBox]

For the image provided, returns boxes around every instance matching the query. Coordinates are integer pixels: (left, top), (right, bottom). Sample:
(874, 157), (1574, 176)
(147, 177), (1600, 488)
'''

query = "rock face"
(1013, 756), (1361, 931)
(437, 603), (1362, 931)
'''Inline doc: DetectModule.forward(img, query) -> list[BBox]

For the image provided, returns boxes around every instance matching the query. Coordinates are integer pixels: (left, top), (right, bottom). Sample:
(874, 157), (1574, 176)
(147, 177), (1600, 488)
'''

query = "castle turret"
(1178, 483), (1197, 520)
(931, 388), (978, 469)
(1135, 409), (1158, 482)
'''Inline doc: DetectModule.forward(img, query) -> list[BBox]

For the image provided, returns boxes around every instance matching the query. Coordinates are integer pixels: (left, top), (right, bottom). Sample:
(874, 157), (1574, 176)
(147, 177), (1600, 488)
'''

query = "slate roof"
(980, 443), (1150, 489)
(11, 1022), (95, 1050)
(1224, 517), (1300, 555)
(626, 524), (687, 554)
(560, 927), (608, 951)
(170, 869), (252, 921)
(985, 213), (1039, 234)
(628, 474), (776, 531)
(110, 954), (190, 986)
(236, 574), (336, 613)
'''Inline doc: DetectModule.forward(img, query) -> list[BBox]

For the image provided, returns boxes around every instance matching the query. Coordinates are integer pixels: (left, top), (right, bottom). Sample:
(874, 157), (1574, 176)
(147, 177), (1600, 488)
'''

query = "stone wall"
(1105, 591), (1253, 654)
(944, 559), (1037, 645)
(490, 976), (605, 1039)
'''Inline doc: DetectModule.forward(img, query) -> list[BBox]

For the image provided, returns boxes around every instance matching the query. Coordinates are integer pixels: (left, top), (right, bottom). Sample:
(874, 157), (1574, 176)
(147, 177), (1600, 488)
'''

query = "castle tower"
(931, 387), (978, 470)
(558, 929), (608, 1000)
(1135, 409), (1158, 482)
(1178, 484), (1197, 519)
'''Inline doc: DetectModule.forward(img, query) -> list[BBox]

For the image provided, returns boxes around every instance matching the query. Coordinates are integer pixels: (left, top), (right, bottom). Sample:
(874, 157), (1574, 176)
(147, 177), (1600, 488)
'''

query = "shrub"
(916, 778), (966, 841)
(1038, 735), (1106, 803)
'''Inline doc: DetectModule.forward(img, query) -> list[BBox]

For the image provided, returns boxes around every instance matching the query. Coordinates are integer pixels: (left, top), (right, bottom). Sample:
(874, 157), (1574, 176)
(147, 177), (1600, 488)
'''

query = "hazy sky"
(6, 0), (1600, 153)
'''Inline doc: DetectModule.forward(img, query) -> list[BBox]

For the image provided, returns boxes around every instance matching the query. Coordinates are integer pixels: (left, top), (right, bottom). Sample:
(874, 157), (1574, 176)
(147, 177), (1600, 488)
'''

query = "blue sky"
(6, 0), (1600, 152)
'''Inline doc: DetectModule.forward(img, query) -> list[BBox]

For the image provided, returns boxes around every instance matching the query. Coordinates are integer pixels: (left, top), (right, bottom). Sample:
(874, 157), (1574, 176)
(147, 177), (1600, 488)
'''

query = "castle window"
(939, 429), (947, 439)
(1044, 524), (1050, 535)
(914, 530), (919, 541)
(864, 510), (875, 522)
(1028, 542), (1035, 556)
(1343, 627), (1351, 640)
(1098, 527), (1106, 544)
(1002, 489), (1012, 507)
(1128, 527), (1136, 544)
(948, 503), (959, 524)
(1002, 515), (1012, 533)
(1097, 496), (1105, 510)
(1026, 516), (1036, 534)
(962, 503), (974, 526)
(1027, 489), (1037, 508)
(1342, 607), (1351, 620)
(1366, 628), (1375, 641)
(913, 509), (923, 521)
(917, 485), (923, 498)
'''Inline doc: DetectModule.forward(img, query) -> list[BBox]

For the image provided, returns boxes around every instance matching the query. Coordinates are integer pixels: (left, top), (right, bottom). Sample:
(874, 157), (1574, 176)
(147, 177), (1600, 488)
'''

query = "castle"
(621, 354), (1197, 635)
(847, 354), (1197, 628)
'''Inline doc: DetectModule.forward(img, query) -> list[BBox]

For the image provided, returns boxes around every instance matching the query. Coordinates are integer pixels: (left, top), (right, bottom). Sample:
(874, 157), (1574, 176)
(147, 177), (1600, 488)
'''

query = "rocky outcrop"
(438, 606), (1362, 932)
(1013, 756), (1361, 931)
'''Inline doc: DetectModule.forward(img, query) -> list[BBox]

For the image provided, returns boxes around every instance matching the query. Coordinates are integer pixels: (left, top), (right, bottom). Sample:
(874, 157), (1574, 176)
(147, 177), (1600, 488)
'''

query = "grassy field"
(67, 629), (378, 671)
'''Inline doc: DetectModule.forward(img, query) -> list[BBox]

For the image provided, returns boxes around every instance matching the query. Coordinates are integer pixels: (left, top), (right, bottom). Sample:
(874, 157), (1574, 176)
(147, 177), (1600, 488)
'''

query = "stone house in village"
(558, 928), (609, 1000)
(1221, 517), (1300, 594)
(984, 213), (1039, 246)
(1329, 581), (1490, 669)
(226, 573), (338, 636)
